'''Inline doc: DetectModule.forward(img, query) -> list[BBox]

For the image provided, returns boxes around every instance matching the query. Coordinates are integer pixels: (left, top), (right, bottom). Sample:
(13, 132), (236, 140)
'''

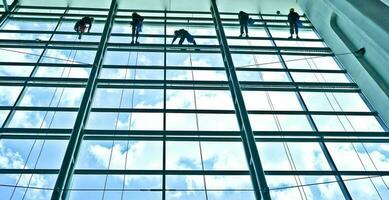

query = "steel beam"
(50, 0), (117, 199)
(2, 0), (8, 12)
(2, 168), (388, 177)
(0, 0), (17, 26)
(210, 0), (270, 199)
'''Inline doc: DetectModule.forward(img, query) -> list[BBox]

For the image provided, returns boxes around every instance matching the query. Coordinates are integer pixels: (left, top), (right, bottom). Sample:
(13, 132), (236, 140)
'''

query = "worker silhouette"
(74, 16), (94, 40)
(130, 12), (144, 44)
(238, 11), (250, 37)
(288, 8), (300, 39)
(171, 29), (197, 45)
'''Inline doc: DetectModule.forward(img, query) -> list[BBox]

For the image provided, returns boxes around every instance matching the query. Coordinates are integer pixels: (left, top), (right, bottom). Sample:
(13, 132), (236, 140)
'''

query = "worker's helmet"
(290, 8), (294, 12)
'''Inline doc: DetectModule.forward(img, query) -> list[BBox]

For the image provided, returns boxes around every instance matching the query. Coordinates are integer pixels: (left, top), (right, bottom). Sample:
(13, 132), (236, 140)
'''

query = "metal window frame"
(0, 2), (387, 200)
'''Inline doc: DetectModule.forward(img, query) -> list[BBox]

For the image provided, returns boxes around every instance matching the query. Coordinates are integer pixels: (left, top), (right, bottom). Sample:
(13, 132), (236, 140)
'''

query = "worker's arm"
(88, 22), (92, 33)
(171, 35), (178, 44)
(74, 22), (79, 32)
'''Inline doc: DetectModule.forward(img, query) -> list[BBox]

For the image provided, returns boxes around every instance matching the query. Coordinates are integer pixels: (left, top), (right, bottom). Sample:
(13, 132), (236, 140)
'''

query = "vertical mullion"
(162, 9), (167, 200)
(50, 1), (118, 199)
(260, 13), (353, 200)
(210, 1), (270, 199)
(2, 0), (8, 12)
(0, 0), (18, 27)
(1, 7), (68, 129)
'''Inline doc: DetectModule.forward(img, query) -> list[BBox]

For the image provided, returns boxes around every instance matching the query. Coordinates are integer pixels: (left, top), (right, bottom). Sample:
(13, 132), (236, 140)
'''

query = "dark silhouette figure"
(74, 16), (94, 40)
(130, 12), (144, 44)
(238, 11), (249, 37)
(288, 8), (300, 39)
(171, 29), (197, 45)
(355, 47), (366, 56)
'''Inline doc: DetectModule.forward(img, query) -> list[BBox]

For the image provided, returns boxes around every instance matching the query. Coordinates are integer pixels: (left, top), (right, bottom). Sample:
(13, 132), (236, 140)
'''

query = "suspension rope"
(235, 51), (359, 69)
(0, 47), (360, 70)
(188, 27), (209, 200)
(119, 49), (139, 200)
(102, 64), (128, 200)
(296, 39), (384, 199)
(265, 91), (307, 200)
(22, 43), (79, 200)
(0, 48), (90, 65)
(0, 175), (385, 192)
(8, 42), (77, 200)
(120, 47), (133, 200)
(249, 38), (308, 199)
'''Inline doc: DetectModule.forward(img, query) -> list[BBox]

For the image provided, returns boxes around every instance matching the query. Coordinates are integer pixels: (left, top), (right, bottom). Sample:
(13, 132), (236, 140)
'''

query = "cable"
(120, 48), (133, 200)
(249, 38), (307, 199)
(8, 42), (77, 200)
(0, 175), (386, 192)
(120, 49), (139, 200)
(298, 44), (385, 199)
(0, 48), (90, 65)
(0, 47), (361, 70)
(188, 24), (209, 200)
(235, 51), (358, 69)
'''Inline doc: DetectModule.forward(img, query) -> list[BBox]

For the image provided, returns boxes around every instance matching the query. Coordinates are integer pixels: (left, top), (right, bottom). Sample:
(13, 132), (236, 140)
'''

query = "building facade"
(0, 0), (388, 199)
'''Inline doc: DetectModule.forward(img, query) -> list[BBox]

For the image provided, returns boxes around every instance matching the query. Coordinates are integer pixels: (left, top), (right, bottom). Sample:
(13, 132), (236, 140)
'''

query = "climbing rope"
(188, 29), (209, 199)
(295, 39), (386, 199)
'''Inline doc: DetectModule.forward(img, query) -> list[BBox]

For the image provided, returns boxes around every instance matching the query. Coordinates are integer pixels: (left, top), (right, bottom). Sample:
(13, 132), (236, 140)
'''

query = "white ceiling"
(19, 0), (302, 14)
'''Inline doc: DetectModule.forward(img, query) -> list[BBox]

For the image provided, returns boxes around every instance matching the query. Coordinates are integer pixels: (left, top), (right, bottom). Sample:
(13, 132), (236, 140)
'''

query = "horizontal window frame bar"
(0, 30), (323, 42)
(0, 168), (387, 177)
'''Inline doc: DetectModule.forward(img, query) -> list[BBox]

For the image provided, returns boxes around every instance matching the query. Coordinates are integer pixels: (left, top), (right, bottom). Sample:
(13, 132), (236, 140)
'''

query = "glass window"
(257, 142), (330, 170)
(302, 92), (370, 112)
(76, 140), (163, 170)
(313, 115), (384, 132)
(0, 139), (68, 169)
(8, 111), (77, 128)
(0, 86), (22, 106)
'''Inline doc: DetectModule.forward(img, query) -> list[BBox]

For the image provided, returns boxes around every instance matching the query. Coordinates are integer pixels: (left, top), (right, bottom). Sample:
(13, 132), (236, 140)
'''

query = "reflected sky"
(0, 9), (388, 200)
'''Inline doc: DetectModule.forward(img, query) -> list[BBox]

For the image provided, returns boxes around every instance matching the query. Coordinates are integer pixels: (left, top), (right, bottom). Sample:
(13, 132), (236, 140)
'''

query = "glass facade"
(0, 1), (388, 200)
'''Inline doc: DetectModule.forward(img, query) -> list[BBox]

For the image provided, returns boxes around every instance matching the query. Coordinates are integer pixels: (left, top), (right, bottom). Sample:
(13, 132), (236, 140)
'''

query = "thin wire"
(265, 91), (307, 200)
(329, 83), (388, 190)
(120, 47), (132, 200)
(247, 37), (304, 199)
(0, 48), (90, 65)
(120, 49), (139, 199)
(261, 36), (311, 199)
(101, 81), (125, 200)
(0, 47), (356, 70)
(330, 93), (386, 198)
(0, 175), (386, 192)
(21, 43), (78, 200)
(299, 41), (384, 199)
(249, 37), (308, 199)
(235, 51), (355, 69)
(8, 43), (76, 200)
(188, 27), (209, 200)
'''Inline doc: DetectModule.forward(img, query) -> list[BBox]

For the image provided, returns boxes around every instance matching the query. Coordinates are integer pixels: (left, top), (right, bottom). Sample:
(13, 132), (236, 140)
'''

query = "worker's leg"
(240, 25), (244, 37)
(178, 37), (185, 45)
(245, 25), (248, 37)
(131, 25), (135, 44)
(289, 23), (294, 38)
(295, 25), (299, 39)
(79, 25), (86, 40)
(135, 30), (140, 44)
